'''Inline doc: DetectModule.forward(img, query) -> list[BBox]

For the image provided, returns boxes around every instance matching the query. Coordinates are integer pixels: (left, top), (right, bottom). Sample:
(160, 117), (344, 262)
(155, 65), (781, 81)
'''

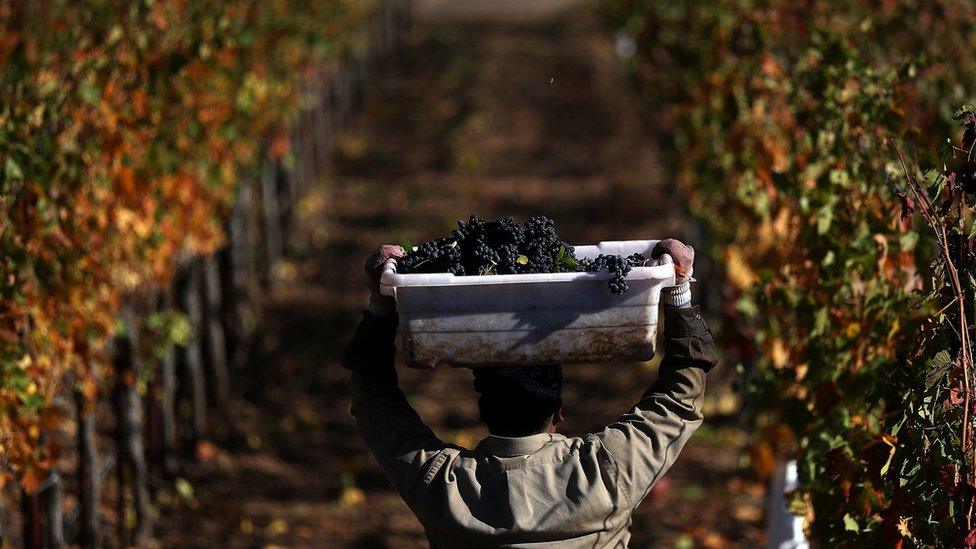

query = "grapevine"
(601, 0), (976, 544)
(398, 215), (647, 294)
(0, 0), (378, 491)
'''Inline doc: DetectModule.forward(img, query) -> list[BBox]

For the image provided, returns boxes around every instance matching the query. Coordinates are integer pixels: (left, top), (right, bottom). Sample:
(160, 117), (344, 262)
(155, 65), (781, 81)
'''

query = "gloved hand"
(364, 244), (405, 316)
(651, 239), (694, 308)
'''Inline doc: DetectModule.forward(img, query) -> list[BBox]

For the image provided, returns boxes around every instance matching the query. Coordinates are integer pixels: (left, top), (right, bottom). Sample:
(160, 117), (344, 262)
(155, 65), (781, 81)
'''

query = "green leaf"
(79, 82), (101, 106)
(927, 350), (952, 369)
(812, 307), (829, 336)
(816, 206), (833, 235)
(925, 350), (952, 390)
(822, 250), (835, 267)
(879, 442), (896, 477)
(843, 513), (860, 533)
(5, 157), (23, 180)
(735, 296), (758, 318)
(114, 317), (129, 336)
(555, 246), (578, 268)
(899, 231), (918, 251)
(175, 477), (194, 500)
(517, 254), (529, 265)
(169, 313), (192, 346)
(22, 393), (44, 413)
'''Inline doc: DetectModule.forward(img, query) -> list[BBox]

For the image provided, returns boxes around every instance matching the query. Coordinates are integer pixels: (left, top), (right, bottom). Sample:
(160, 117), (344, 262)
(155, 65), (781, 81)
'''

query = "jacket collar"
(474, 433), (566, 457)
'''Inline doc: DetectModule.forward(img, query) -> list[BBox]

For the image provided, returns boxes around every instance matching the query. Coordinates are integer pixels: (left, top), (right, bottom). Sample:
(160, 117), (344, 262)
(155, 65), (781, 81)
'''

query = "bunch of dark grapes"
(398, 215), (648, 294)
(578, 253), (646, 294)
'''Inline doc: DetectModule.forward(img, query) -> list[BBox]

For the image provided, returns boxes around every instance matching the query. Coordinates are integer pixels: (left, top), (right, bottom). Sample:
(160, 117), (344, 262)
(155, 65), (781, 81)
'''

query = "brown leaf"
(897, 191), (915, 221)
(951, 387), (965, 406)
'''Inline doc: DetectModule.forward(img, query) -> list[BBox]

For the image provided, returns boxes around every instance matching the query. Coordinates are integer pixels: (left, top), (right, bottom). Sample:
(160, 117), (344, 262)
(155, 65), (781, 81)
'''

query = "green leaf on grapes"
(517, 254), (529, 265)
(555, 246), (578, 268)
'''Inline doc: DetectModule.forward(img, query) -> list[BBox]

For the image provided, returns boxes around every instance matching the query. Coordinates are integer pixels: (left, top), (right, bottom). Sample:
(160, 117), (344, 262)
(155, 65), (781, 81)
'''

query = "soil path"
(156, 4), (764, 547)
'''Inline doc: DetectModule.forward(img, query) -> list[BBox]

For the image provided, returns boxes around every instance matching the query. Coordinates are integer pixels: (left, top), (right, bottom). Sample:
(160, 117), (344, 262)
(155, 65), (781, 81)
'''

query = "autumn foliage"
(0, 0), (375, 489)
(603, 0), (976, 545)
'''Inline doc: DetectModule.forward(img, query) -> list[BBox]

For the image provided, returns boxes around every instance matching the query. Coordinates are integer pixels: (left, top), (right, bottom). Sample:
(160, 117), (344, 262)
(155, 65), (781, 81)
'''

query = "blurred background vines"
(601, 0), (976, 545)
(0, 0), (373, 491)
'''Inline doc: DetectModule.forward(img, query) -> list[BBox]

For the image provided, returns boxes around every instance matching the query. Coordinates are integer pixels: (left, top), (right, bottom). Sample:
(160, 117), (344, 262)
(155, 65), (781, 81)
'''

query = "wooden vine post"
(216, 245), (239, 362)
(145, 365), (162, 476)
(44, 471), (63, 548)
(113, 324), (151, 546)
(202, 255), (231, 412)
(75, 388), (99, 549)
(21, 486), (42, 549)
(226, 183), (251, 365)
(274, 161), (294, 242)
(176, 261), (208, 450)
(261, 160), (285, 287)
(19, 469), (65, 549)
(151, 291), (180, 478)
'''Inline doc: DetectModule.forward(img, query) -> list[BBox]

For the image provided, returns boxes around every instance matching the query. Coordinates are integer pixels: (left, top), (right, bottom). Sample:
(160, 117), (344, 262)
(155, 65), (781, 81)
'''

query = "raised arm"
(589, 239), (718, 508)
(345, 245), (447, 499)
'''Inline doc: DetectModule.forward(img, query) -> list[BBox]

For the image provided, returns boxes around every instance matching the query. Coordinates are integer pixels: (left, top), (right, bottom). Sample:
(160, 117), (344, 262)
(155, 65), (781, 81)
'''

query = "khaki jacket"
(345, 306), (718, 548)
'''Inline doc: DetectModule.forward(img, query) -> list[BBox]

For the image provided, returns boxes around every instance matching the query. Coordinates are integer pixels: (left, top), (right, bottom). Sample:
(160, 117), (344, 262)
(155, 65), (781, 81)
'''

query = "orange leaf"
(21, 464), (46, 493)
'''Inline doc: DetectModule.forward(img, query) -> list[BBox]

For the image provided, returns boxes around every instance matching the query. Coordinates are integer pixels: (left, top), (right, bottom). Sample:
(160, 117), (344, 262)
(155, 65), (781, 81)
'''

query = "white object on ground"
(380, 240), (676, 368)
(765, 459), (810, 549)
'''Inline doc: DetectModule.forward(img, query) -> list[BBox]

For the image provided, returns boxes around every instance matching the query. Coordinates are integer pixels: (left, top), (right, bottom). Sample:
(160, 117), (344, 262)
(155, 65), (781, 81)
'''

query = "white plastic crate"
(379, 240), (676, 368)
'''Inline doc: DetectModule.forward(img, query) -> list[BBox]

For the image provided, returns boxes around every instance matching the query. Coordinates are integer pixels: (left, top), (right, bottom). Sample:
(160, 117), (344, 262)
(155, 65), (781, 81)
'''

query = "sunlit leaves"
(601, 0), (976, 545)
(0, 0), (372, 489)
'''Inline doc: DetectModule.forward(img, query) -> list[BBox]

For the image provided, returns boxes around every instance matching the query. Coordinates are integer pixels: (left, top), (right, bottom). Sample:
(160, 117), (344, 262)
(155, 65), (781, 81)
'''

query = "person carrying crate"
(345, 239), (718, 548)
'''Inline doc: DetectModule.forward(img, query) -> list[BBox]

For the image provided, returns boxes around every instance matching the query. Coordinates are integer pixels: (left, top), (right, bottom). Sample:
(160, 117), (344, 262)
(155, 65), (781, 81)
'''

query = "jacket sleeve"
(344, 311), (447, 499)
(588, 305), (718, 509)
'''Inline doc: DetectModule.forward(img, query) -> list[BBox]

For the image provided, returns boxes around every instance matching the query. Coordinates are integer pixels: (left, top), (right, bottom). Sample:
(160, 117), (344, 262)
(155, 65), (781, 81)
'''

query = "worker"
(344, 238), (717, 547)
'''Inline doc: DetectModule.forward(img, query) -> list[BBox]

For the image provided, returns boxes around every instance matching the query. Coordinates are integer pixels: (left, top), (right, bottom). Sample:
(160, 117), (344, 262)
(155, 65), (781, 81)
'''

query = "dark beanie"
(472, 365), (563, 426)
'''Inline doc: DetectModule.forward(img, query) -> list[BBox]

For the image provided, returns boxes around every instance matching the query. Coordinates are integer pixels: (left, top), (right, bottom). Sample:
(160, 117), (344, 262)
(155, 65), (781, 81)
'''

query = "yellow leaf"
(769, 338), (788, 369)
(897, 517), (912, 539)
(339, 486), (365, 508)
(724, 246), (758, 289)
(265, 518), (289, 536)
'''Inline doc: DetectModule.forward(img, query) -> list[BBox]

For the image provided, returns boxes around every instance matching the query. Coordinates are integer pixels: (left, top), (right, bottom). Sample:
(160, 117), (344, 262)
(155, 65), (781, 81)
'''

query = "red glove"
(364, 245), (404, 316)
(651, 238), (694, 280)
(651, 239), (694, 307)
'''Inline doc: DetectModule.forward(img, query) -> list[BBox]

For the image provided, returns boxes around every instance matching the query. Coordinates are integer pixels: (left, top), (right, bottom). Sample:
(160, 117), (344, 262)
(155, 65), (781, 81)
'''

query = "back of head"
(472, 365), (563, 437)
